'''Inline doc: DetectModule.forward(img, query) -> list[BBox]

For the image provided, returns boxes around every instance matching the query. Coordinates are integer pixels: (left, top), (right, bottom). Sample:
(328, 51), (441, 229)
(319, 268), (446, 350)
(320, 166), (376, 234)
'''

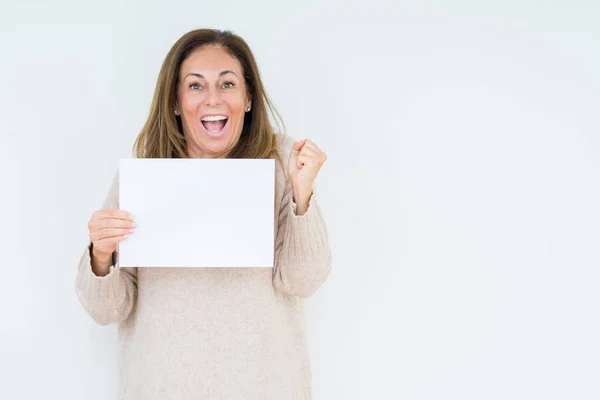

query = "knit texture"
(75, 135), (332, 399)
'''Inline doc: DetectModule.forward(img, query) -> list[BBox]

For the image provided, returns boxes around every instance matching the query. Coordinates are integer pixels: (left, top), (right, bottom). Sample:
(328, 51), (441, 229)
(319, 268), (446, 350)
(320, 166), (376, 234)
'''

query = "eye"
(222, 81), (235, 89)
(189, 83), (202, 90)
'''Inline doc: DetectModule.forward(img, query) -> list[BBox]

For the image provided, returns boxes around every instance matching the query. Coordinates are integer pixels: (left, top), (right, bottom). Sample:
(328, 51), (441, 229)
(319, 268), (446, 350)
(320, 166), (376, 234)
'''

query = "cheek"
(228, 97), (248, 126)
(181, 94), (201, 112)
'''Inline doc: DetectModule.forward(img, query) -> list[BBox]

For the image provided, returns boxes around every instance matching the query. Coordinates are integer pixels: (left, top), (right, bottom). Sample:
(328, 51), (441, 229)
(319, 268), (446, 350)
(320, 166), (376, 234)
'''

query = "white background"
(1, 0), (599, 399)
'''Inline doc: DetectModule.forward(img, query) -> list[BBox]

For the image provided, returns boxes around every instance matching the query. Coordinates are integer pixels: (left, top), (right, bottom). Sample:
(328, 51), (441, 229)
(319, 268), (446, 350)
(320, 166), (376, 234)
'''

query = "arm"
(74, 172), (138, 325)
(272, 182), (332, 298)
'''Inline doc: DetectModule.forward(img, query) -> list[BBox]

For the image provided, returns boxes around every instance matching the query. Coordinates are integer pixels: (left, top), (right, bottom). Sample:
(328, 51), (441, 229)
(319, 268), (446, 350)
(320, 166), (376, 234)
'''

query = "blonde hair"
(133, 29), (285, 167)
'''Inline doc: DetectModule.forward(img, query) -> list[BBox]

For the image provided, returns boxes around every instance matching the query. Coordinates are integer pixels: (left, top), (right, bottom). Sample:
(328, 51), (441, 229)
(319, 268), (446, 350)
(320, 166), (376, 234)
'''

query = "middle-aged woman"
(75, 29), (332, 399)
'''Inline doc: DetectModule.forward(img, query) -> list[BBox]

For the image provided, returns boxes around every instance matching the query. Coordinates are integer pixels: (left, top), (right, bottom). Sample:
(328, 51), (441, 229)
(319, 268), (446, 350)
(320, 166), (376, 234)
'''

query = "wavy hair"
(133, 29), (285, 165)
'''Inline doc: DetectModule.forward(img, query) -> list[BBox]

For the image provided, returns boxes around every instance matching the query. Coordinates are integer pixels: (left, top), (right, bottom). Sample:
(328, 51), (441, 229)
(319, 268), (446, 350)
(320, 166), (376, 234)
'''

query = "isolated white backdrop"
(1, 0), (599, 399)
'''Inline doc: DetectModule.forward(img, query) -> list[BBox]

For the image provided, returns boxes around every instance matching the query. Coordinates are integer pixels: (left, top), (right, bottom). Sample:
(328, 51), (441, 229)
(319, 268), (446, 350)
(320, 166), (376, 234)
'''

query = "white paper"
(118, 158), (275, 267)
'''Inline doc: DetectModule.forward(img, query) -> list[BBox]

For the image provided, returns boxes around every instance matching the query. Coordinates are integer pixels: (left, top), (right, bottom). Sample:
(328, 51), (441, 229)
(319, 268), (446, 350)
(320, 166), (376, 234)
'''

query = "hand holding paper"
(87, 209), (136, 275)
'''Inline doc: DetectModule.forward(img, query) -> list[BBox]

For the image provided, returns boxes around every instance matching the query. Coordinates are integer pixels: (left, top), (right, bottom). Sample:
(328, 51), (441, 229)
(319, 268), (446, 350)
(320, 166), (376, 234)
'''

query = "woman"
(75, 29), (331, 399)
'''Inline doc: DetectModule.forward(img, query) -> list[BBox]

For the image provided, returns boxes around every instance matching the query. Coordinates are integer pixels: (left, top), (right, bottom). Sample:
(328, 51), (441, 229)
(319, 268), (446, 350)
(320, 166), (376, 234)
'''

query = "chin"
(202, 140), (233, 155)
(195, 132), (240, 158)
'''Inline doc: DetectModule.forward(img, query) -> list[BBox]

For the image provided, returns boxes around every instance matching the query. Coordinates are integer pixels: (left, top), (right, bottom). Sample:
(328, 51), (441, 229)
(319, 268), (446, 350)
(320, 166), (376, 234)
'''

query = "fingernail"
(129, 228), (136, 233)
(131, 222), (137, 228)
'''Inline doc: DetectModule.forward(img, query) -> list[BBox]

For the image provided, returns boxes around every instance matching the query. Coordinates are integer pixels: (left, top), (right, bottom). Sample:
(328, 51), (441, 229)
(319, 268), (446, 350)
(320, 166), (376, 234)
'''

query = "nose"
(204, 86), (221, 107)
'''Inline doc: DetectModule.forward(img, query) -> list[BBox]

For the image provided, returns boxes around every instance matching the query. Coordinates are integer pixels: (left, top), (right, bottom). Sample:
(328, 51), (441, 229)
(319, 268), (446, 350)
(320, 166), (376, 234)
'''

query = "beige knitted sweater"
(74, 136), (332, 399)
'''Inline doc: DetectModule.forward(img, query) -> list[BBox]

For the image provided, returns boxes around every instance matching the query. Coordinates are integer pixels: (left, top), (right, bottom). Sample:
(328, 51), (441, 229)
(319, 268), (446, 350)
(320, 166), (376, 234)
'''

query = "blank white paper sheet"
(118, 158), (275, 267)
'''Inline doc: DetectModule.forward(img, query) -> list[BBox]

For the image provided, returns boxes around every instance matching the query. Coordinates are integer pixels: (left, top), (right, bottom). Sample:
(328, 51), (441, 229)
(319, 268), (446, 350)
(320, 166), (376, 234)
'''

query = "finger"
(300, 140), (327, 163)
(289, 140), (306, 163)
(93, 236), (127, 254)
(94, 235), (129, 250)
(298, 152), (326, 167)
(289, 140), (306, 171)
(89, 218), (136, 231)
(93, 209), (134, 221)
(292, 140), (306, 155)
(302, 139), (322, 153)
(297, 152), (313, 168)
(298, 154), (318, 167)
(91, 227), (135, 242)
(299, 147), (318, 158)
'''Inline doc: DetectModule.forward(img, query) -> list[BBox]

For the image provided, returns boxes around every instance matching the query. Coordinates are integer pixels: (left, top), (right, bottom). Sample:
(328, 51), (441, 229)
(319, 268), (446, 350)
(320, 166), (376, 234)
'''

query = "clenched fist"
(288, 139), (327, 215)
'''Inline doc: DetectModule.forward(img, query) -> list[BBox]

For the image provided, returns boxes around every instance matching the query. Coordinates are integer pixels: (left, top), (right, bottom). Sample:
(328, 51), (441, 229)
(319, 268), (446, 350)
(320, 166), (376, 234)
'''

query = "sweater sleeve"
(74, 172), (138, 325)
(272, 181), (332, 299)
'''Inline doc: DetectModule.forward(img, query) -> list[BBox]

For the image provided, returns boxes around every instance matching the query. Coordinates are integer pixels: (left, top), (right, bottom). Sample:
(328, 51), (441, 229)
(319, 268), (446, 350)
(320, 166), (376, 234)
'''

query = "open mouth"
(201, 115), (229, 136)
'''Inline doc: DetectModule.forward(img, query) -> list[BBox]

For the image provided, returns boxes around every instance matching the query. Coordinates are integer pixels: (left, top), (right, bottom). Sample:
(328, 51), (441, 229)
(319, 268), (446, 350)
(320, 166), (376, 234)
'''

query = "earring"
(246, 106), (251, 112)
(174, 110), (180, 116)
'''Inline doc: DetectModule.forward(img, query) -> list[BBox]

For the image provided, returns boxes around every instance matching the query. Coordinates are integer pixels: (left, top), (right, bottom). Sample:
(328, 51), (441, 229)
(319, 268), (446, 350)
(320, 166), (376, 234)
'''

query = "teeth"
(201, 115), (228, 122)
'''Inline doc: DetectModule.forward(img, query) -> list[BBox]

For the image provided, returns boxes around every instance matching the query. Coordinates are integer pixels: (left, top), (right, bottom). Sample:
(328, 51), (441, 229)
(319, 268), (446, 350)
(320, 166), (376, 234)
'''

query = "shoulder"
(272, 133), (296, 189)
(274, 132), (296, 162)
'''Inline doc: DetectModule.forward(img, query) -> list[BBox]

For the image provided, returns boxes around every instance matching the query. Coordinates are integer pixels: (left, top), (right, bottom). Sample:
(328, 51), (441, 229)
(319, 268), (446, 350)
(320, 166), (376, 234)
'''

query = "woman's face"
(176, 46), (251, 158)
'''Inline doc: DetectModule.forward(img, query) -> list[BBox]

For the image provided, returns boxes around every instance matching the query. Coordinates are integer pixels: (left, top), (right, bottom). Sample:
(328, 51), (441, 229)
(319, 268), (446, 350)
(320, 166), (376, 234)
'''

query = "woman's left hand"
(288, 139), (327, 215)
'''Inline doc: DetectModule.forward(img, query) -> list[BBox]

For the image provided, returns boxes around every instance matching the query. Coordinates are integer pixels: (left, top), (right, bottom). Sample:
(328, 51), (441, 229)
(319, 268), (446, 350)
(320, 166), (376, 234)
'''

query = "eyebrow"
(184, 70), (238, 79)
